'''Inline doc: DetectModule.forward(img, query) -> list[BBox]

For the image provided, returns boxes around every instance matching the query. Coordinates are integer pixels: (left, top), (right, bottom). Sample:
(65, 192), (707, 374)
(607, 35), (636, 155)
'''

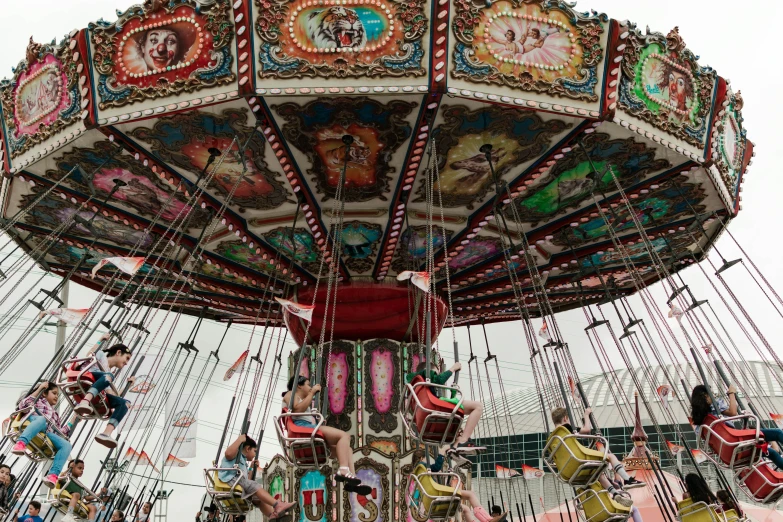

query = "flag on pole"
(495, 465), (520, 479)
(126, 448), (159, 472)
(165, 454), (190, 468)
(691, 449), (708, 464)
(119, 358), (160, 432)
(224, 350), (249, 381)
(396, 271), (431, 293)
(38, 308), (89, 326)
(538, 320), (551, 341)
(521, 464), (544, 479)
(657, 384), (673, 410)
(276, 297), (315, 322)
(771, 413), (783, 430)
(165, 394), (198, 459)
(668, 304), (683, 323)
(91, 257), (145, 278)
(666, 440), (684, 454)
(567, 376), (577, 399)
(595, 440), (606, 452)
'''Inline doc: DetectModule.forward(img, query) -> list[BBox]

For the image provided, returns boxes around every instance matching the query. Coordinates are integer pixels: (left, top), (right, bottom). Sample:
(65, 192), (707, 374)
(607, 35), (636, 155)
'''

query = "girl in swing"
(73, 333), (134, 448)
(12, 381), (77, 488)
(282, 375), (372, 495)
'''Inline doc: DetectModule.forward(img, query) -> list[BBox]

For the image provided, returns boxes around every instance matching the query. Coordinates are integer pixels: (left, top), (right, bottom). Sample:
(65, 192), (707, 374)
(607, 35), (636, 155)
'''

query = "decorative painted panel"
(364, 339), (400, 433)
(365, 434), (402, 457)
(451, 0), (607, 101)
(255, 0), (427, 79)
(130, 108), (291, 210)
(295, 466), (334, 522)
(273, 97), (417, 202)
(415, 105), (571, 209)
(712, 89), (747, 201)
(263, 227), (323, 275)
(321, 341), (355, 431)
(504, 132), (671, 226)
(343, 457), (390, 522)
(617, 26), (717, 148)
(0, 39), (81, 158)
(335, 221), (383, 273)
(391, 226), (453, 273)
(89, 0), (235, 109)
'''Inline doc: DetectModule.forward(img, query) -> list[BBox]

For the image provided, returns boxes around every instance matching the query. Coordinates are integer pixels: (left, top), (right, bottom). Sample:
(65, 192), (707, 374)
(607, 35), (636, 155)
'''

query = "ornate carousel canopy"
(0, 0), (752, 326)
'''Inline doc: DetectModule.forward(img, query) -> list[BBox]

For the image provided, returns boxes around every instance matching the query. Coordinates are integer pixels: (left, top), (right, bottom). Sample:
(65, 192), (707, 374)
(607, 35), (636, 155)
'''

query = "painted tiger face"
(307, 7), (368, 49)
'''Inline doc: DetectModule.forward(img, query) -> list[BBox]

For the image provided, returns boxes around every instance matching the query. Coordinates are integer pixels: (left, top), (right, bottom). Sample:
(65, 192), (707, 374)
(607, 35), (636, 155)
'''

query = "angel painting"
(485, 18), (573, 71)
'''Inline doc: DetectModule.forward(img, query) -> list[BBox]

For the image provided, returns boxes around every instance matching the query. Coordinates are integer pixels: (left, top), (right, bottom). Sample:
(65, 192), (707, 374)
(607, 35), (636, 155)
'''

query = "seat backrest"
(578, 483), (630, 522)
(410, 464), (459, 517)
(547, 425), (598, 480)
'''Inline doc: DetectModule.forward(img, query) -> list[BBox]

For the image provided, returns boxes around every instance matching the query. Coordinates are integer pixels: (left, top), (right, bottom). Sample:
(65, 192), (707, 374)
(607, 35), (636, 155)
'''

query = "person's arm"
(88, 333), (111, 357)
(224, 434), (246, 461)
(433, 363), (459, 386)
(490, 512), (509, 522)
(292, 386), (320, 413)
(18, 381), (49, 410)
(725, 385), (739, 416)
(429, 454), (444, 473)
(579, 408), (593, 435)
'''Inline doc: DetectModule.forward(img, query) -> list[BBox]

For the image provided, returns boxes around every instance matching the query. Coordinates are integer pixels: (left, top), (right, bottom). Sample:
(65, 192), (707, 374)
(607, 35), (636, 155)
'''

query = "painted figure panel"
(131, 109), (290, 210)
(43, 142), (210, 226)
(319, 341), (355, 432)
(334, 221), (383, 273)
(21, 192), (156, 250)
(89, 0), (235, 109)
(391, 226), (453, 274)
(552, 175), (706, 247)
(416, 106), (571, 208)
(713, 91), (747, 199)
(262, 227), (322, 274)
(256, 0), (426, 79)
(343, 458), (389, 522)
(448, 236), (503, 272)
(273, 97), (416, 202)
(364, 435), (401, 457)
(580, 236), (692, 270)
(364, 339), (400, 433)
(213, 240), (297, 284)
(0, 39), (81, 157)
(506, 132), (671, 225)
(452, 0), (607, 101)
(618, 27), (716, 147)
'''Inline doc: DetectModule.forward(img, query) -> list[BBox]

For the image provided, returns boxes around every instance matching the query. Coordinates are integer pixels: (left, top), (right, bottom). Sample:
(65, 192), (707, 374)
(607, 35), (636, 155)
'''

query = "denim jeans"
(88, 371), (129, 428)
(18, 415), (71, 475)
(761, 429), (783, 470)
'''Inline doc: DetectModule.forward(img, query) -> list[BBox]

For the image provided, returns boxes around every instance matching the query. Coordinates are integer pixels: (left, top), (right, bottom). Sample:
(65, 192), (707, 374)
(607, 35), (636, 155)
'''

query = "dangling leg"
(43, 432), (72, 488)
(12, 415), (48, 454)
(76, 372), (113, 416)
(95, 395), (128, 448)
(456, 400), (482, 444)
(608, 452), (644, 487)
(244, 479), (294, 519)
(319, 426), (353, 473)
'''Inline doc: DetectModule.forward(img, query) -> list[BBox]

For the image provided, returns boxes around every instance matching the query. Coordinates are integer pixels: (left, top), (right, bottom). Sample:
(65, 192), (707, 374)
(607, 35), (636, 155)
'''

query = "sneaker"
(74, 400), (94, 416)
(451, 440), (486, 454)
(61, 514), (77, 522)
(11, 441), (26, 455)
(344, 483), (372, 496)
(94, 433), (117, 448)
(612, 494), (633, 508)
(42, 473), (58, 489)
(269, 501), (296, 520)
(623, 477), (646, 489)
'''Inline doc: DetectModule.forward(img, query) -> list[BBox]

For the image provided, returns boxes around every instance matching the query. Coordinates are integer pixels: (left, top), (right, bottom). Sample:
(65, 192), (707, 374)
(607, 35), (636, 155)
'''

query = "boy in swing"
(74, 334), (134, 448)
(405, 361), (485, 452)
(219, 434), (294, 519)
(59, 459), (101, 522)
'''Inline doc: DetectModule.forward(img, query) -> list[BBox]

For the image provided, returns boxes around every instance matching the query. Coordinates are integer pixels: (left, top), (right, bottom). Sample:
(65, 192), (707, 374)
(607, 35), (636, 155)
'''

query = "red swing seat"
(274, 408), (330, 468)
(698, 414), (763, 469)
(57, 357), (115, 420)
(735, 461), (783, 505)
(402, 375), (464, 445)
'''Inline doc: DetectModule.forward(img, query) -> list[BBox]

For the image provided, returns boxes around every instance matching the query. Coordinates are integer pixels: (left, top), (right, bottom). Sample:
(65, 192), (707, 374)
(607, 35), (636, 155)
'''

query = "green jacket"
(405, 369), (453, 385)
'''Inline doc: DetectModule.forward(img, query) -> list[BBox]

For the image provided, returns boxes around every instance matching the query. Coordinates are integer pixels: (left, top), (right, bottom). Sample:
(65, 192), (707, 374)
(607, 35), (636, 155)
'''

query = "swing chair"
(542, 425), (609, 486)
(573, 483), (632, 522)
(274, 409), (330, 468)
(47, 474), (99, 520)
(406, 463), (462, 522)
(5, 406), (69, 462)
(734, 460), (783, 506)
(676, 498), (743, 522)
(697, 414), (764, 470)
(57, 355), (120, 420)
(400, 376), (465, 446)
(203, 463), (254, 516)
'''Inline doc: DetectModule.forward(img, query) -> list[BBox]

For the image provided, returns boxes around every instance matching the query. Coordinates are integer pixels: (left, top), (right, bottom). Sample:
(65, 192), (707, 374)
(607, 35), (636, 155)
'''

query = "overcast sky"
(0, 0), (782, 518)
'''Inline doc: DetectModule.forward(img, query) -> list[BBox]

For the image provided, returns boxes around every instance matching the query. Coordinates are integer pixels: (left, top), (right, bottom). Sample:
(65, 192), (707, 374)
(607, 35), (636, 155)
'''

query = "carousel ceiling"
(0, 0), (753, 325)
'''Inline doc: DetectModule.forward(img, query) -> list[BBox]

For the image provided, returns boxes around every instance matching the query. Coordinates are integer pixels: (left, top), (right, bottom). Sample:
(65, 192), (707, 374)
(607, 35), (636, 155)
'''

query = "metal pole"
(55, 280), (69, 352)
(552, 361), (575, 428)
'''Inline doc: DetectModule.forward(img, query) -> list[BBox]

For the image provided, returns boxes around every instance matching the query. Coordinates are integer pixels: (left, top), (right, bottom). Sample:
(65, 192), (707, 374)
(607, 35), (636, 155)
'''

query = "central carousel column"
(262, 282), (473, 522)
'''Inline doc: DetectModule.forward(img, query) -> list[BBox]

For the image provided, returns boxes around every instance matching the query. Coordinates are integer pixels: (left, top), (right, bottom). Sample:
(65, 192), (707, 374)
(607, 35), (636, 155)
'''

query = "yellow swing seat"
(8, 409), (61, 462)
(407, 463), (462, 522)
(203, 464), (253, 516)
(543, 425), (609, 486)
(47, 477), (96, 520)
(574, 483), (632, 522)
(677, 498), (744, 522)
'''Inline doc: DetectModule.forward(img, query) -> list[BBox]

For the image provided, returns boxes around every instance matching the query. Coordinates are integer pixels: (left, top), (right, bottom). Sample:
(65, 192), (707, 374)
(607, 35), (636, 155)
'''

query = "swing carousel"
(0, 0), (777, 521)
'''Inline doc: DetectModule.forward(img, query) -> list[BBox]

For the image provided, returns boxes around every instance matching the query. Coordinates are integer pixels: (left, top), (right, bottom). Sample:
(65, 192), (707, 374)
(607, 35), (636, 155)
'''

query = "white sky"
(0, 0), (782, 518)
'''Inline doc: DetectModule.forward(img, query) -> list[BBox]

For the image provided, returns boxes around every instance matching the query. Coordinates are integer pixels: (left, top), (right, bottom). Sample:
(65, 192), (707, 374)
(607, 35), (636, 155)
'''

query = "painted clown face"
(141, 29), (180, 71)
(668, 69), (689, 111)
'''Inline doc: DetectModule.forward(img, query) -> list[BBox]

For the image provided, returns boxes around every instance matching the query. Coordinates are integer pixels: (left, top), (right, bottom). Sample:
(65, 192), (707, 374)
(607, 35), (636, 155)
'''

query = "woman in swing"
(282, 375), (372, 495)
(73, 333), (134, 448)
